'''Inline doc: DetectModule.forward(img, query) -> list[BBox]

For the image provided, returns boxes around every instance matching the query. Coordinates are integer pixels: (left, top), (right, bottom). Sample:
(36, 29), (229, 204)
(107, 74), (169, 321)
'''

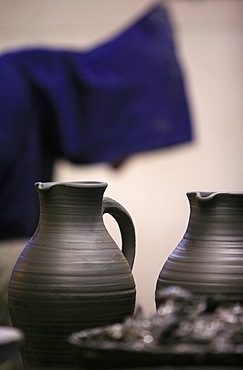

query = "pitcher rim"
(187, 191), (243, 202)
(35, 181), (108, 190)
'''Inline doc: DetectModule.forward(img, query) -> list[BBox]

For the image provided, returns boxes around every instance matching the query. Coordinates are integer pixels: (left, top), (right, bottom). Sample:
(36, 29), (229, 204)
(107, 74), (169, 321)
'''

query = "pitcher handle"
(103, 197), (136, 269)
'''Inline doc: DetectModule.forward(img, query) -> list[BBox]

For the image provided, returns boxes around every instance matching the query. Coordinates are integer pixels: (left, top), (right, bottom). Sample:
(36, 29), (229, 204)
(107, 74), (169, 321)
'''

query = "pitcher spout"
(195, 192), (218, 202)
(35, 182), (55, 191)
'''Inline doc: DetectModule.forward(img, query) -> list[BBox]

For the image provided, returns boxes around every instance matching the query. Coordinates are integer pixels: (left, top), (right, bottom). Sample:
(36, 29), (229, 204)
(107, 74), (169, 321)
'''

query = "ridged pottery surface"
(156, 192), (243, 307)
(8, 181), (136, 368)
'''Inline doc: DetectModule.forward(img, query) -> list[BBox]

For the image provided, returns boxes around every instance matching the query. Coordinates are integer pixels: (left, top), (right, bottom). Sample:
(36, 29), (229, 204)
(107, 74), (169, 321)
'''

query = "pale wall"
(1, 0), (243, 316)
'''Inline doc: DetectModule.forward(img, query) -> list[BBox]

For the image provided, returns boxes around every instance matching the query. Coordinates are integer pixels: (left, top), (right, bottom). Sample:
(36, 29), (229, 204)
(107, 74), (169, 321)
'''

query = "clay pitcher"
(8, 181), (136, 368)
(156, 192), (243, 306)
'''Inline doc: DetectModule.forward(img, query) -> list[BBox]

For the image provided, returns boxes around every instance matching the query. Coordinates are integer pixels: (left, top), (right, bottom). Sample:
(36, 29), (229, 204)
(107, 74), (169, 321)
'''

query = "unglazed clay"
(8, 181), (136, 368)
(156, 192), (243, 307)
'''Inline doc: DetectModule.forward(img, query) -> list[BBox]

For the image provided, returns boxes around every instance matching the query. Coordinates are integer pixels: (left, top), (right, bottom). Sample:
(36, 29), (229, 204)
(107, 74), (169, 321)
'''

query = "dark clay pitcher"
(156, 192), (243, 307)
(8, 181), (136, 368)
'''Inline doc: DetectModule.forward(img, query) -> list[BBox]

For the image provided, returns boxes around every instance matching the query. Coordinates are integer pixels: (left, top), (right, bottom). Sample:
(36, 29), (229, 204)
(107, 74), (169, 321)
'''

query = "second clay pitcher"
(156, 192), (243, 306)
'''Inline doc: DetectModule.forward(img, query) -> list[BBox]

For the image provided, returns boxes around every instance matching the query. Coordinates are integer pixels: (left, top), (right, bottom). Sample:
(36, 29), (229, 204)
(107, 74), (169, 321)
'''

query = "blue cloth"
(0, 4), (193, 239)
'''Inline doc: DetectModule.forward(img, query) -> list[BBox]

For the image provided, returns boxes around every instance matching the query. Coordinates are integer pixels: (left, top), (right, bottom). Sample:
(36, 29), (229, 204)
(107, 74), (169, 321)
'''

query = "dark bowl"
(68, 331), (243, 369)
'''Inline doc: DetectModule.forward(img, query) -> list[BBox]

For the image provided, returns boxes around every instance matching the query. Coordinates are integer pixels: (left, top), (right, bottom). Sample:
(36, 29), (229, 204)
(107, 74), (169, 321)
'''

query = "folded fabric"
(0, 4), (193, 239)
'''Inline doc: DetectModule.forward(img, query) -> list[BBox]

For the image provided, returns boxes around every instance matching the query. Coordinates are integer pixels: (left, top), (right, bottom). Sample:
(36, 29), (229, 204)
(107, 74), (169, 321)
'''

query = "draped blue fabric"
(0, 4), (193, 239)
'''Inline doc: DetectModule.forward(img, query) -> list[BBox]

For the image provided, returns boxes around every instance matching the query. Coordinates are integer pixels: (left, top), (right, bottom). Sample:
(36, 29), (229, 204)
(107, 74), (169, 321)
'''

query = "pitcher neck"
(36, 181), (107, 225)
(187, 191), (243, 210)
